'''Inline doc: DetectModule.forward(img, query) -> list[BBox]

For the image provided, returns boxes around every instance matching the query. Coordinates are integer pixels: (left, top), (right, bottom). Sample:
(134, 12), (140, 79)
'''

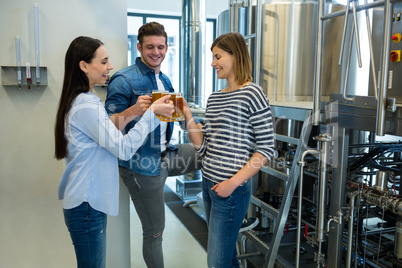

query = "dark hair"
(54, 36), (103, 159)
(137, 21), (167, 45)
(211, 32), (253, 84)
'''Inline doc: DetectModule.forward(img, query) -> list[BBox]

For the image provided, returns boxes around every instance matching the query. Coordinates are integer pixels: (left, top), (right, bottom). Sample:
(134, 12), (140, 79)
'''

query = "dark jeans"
(63, 202), (107, 268)
(120, 143), (201, 268)
(203, 178), (251, 268)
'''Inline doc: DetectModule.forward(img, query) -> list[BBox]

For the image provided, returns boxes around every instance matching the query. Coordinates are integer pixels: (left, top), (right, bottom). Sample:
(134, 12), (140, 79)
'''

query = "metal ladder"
(239, 104), (313, 268)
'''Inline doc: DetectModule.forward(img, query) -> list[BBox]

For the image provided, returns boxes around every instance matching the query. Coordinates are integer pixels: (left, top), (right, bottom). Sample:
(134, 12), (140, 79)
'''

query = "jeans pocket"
(212, 189), (232, 203)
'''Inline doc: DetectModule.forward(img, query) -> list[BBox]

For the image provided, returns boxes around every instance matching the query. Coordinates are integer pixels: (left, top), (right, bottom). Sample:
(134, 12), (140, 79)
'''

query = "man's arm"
(109, 96), (151, 131)
(106, 74), (151, 131)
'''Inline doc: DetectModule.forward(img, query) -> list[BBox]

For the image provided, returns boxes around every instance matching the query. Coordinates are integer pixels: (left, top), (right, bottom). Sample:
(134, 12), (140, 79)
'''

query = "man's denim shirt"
(105, 57), (176, 176)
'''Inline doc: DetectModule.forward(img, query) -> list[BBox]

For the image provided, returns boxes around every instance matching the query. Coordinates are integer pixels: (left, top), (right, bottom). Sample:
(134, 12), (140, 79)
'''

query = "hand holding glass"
(151, 90), (185, 122)
(149, 94), (174, 119)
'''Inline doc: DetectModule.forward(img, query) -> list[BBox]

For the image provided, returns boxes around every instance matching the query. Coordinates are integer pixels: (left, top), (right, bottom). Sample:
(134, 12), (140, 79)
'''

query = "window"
(127, 12), (216, 107)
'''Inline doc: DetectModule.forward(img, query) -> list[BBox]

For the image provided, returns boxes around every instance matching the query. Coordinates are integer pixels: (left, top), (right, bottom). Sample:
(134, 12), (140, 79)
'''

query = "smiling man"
(105, 22), (201, 268)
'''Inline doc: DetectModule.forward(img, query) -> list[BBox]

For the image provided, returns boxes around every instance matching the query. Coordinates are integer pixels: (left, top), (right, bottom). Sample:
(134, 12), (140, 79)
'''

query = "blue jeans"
(63, 202), (107, 268)
(203, 178), (251, 268)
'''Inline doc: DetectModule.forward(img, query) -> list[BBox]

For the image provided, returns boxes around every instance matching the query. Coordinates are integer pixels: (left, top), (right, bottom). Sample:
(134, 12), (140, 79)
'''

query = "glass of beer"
(175, 93), (184, 121)
(152, 90), (164, 120)
(159, 91), (174, 122)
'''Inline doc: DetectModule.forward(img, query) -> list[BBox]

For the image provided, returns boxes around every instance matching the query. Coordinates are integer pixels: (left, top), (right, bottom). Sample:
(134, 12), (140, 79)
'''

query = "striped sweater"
(197, 83), (274, 183)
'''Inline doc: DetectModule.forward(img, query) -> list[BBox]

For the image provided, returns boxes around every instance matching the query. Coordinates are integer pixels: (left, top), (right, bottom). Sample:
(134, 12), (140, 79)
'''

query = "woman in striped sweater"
(183, 32), (275, 267)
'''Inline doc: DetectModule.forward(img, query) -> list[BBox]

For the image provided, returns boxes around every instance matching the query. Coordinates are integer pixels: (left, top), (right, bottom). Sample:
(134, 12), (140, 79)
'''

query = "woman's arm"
(70, 96), (173, 161)
(183, 98), (204, 150)
(212, 152), (268, 197)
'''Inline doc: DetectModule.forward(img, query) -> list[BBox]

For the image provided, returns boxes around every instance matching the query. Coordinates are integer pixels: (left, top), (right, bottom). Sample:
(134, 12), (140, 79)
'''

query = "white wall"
(0, 0), (228, 267)
(0, 0), (129, 267)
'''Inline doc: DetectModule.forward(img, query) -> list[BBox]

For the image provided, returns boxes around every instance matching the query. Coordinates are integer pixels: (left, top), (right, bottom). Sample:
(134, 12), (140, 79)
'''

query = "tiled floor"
(129, 178), (207, 268)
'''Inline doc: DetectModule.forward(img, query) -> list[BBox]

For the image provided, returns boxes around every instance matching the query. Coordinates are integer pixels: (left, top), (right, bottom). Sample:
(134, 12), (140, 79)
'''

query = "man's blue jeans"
(63, 202), (107, 268)
(203, 178), (251, 268)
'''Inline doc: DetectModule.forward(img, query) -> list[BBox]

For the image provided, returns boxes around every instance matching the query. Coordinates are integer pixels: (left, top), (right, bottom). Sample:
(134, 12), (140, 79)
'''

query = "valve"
(392, 33), (401, 43)
(391, 50), (401, 62)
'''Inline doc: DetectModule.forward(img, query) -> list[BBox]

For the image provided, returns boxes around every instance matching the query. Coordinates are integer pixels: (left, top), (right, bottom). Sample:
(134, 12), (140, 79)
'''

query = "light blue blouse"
(58, 92), (160, 216)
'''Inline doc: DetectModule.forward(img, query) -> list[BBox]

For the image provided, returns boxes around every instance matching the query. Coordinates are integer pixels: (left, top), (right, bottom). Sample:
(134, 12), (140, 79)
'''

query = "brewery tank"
(215, 0), (355, 197)
(216, 0), (358, 102)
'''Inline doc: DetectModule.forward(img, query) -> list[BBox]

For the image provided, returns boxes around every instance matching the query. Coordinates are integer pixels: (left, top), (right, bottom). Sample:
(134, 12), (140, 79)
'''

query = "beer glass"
(175, 92), (184, 121)
(159, 91), (175, 122)
(152, 90), (164, 119)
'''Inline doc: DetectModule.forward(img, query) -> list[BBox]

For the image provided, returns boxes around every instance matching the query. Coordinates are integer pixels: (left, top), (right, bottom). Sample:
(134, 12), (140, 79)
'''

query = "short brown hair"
(137, 21), (168, 45)
(211, 32), (253, 84)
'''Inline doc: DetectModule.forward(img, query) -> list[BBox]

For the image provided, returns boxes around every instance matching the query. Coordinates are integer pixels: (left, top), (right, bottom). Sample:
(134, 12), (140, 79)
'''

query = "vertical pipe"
(317, 136), (330, 242)
(254, 0), (262, 84)
(395, 220), (402, 259)
(296, 163), (304, 268)
(342, 26), (355, 102)
(376, 0), (392, 136)
(33, 3), (40, 86)
(24, 12), (31, 89)
(346, 191), (360, 268)
(327, 128), (349, 268)
(229, 0), (234, 32)
(15, 36), (22, 88)
(297, 150), (320, 268)
(247, 0), (252, 37)
(352, 0), (362, 68)
(181, 0), (206, 106)
(313, 0), (325, 126)
(26, 62), (31, 89)
(364, 0), (378, 99)
(338, 0), (350, 66)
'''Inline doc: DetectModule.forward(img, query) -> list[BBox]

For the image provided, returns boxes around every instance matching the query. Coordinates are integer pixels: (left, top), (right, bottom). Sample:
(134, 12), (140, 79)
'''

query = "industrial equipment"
(213, 0), (402, 267)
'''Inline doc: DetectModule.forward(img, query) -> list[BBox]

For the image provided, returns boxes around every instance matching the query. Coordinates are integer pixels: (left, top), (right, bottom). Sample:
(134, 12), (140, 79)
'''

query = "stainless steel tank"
(216, 6), (249, 91)
(260, 1), (346, 102)
(181, 0), (206, 106)
(216, 1), (353, 101)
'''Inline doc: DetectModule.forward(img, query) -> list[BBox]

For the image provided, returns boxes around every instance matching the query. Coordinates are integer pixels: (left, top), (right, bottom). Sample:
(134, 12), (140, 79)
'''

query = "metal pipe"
(342, 25), (355, 102)
(352, 0), (362, 68)
(321, 0), (385, 21)
(376, 0), (392, 136)
(229, 0), (234, 32)
(181, 0), (206, 106)
(247, 0), (252, 37)
(316, 134), (332, 243)
(338, 0), (350, 66)
(346, 191), (361, 268)
(364, 0), (378, 99)
(313, 0), (325, 126)
(254, 0), (262, 84)
(395, 221), (402, 259)
(296, 149), (320, 268)
(363, 189), (402, 216)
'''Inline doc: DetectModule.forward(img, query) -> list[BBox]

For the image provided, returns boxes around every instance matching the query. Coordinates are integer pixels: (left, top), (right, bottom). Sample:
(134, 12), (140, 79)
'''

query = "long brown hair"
(54, 36), (103, 159)
(211, 32), (253, 84)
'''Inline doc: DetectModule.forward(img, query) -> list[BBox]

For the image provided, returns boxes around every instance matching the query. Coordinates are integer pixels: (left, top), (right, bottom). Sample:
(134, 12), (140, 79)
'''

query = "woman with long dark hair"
(54, 36), (173, 267)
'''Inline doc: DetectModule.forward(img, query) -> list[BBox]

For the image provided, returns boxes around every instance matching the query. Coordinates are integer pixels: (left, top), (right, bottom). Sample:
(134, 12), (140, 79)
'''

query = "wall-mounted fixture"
(1, 66), (47, 88)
